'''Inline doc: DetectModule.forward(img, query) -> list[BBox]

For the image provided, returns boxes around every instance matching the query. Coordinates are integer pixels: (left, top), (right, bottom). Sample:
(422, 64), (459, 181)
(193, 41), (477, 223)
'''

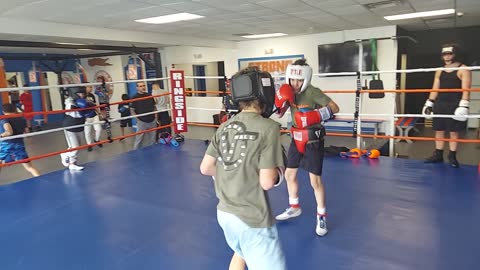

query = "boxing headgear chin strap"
(285, 64), (312, 93)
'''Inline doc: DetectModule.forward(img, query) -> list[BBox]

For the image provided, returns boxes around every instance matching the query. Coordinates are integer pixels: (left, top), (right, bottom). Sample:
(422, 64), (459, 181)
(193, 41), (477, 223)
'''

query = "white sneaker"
(275, 207), (302, 221)
(60, 153), (69, 167)
(316, 215), (328, 236)
(68, 164), (84, 171)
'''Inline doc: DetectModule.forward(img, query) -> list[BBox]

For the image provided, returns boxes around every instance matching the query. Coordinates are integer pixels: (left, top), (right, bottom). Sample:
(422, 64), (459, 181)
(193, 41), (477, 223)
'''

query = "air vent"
(364, 0), (403, 10)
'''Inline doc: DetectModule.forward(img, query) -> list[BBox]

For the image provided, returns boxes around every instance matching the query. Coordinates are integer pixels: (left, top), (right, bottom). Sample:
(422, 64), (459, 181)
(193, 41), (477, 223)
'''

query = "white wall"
(46, 72), (62, 111)
(173, 62), (219, 96)
(186, 97), (223, 123)
(163, 46), (238, 77)
(164, 26), (398, 132)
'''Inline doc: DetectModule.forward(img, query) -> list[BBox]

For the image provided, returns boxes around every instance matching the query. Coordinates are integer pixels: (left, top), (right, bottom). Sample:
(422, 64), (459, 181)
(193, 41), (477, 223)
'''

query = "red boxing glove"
(274, 84), (294, 116)
(294, 107), (333, 128)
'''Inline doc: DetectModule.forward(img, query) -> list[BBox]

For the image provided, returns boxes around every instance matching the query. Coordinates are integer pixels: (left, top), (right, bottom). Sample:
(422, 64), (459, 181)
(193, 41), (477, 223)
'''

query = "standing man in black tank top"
(422, 44), (471, 167)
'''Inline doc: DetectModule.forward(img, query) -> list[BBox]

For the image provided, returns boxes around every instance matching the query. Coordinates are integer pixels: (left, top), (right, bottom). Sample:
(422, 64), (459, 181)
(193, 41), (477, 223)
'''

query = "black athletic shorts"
(120, 119), (132, 128)
(432, 102), (466, 132)
(286, 127), (325, 176)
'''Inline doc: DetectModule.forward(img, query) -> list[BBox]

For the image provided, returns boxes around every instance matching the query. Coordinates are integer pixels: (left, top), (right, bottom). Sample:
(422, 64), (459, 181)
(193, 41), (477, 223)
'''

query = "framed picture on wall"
(238, 54), (304, 90)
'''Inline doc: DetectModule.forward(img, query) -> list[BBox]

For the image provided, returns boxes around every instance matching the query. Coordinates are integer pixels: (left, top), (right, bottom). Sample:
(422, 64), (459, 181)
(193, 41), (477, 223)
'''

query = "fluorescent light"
(242, 33), (287, 39)
(77, 49), (92, 51)
(135, 12), (204, 24)
(56, 42), (85, 45)
(385, 9), (455, 20)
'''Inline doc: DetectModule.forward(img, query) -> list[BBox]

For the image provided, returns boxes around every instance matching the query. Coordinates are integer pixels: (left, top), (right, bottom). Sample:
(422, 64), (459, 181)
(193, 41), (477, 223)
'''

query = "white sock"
(317, 207), (326, 215)
(289, 197), (300, 207)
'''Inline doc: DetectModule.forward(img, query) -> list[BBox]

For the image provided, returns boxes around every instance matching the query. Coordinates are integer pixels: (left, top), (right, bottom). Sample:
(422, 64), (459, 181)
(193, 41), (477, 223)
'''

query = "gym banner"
(238, 54), (304, 89)
(170, 70), (187, 133)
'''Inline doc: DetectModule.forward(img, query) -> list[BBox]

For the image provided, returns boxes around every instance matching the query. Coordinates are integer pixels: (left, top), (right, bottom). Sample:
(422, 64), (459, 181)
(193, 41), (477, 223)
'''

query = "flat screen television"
(318, 41), (374, 74)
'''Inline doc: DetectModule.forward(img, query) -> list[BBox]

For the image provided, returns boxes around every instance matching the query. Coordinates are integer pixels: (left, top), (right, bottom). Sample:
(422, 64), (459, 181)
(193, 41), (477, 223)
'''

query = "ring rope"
(0, 122), (174, 168)
(0, 108), (172, 141)
(2, 65), (479, 93)
(270, 65), (480, 79)
(0, 92), (171, 120)
(187, 122), (480, 143)
(1, 68), (479, 170)
(0, 76), (171, 93)
(185, 76), (225, 79)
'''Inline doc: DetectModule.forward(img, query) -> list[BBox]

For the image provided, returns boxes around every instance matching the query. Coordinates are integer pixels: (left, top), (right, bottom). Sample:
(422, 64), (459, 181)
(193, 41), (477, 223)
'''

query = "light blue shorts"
(217, 209), (287, 270)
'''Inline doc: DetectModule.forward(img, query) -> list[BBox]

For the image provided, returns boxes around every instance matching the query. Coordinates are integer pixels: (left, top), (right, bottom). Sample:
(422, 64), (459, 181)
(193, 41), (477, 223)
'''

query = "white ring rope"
(268, 65), (480, 78)
(2, 108), (477, 141)
(335, 113), (480, 119)
(278, 111), (480, 119)
(187, 107), (223, 111)
(361, 65), (480, 75)
(0, 108), (172, 141)
(186, 107), (480, 119)
(4, 65), (479, 93)
(185, 76), (225, 79)
(0, 77), (171, 93)
(1, 67), (478, 142)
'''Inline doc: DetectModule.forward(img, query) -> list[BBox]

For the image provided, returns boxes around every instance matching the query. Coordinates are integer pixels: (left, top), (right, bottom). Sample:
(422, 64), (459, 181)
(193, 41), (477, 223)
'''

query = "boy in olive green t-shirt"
(200, 67), (287, 270)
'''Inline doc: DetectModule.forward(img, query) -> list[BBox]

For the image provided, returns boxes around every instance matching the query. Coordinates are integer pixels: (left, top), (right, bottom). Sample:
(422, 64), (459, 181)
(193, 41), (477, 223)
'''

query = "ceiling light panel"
(135, 13), (204, 24)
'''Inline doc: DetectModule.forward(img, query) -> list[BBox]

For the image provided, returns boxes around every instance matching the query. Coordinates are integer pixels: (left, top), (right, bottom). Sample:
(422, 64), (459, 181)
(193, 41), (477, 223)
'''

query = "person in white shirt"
(151, 82), (172, 143)
(84, 84), (103, 151)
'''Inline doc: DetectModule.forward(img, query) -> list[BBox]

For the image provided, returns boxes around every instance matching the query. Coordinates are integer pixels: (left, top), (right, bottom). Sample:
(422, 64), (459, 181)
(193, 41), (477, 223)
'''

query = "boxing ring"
(1, 65), (480, 269)
(1, 139), (479, 269)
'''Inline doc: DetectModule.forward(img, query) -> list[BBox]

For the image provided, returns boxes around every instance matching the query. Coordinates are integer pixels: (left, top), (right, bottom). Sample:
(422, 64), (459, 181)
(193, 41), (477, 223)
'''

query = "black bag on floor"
(324, 145), (350, 156)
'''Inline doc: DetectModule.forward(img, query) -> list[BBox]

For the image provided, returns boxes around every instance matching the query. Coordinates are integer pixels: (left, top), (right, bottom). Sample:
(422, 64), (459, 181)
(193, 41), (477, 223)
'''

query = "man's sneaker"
(425, 150), (443, 163)
(316, 215), (328, 236)
(87, 146), (93, 152)
(60, 153), (69, 167)
(275, 207), (302, 221)
(69, 164), (84, 171)
(95, 140), (103, 148)
(448, 152), (459, 168)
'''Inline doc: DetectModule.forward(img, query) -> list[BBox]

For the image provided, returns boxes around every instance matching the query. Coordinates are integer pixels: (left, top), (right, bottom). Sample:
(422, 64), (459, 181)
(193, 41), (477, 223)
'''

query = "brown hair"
(238, 99), (263, 112)
(293, 58), (308, 66)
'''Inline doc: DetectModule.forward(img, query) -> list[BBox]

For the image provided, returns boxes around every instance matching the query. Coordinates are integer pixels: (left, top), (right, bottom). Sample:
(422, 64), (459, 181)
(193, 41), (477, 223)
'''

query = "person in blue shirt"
(0, 103), (40, 177)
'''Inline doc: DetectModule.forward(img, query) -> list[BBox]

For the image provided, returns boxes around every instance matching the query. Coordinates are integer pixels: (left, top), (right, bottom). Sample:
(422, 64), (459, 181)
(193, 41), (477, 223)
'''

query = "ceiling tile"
(326, 4), (369, 16)
(302, 0), (358, 8)
(227, 3), (264, 12)
(0, 0), (479, 48)
(256, 0), (305, 9)
(194, 8), (226, 16)
(409, 0), (454, 11)
(342, 14), (391, 27)
(353, 0), (390, 4)
(133, 0), (189, 4)
(193, 0), (246, 9)
(158, 1), (207, 11)
(369, 5), (416, 16)
(0, 0), (49, 14)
